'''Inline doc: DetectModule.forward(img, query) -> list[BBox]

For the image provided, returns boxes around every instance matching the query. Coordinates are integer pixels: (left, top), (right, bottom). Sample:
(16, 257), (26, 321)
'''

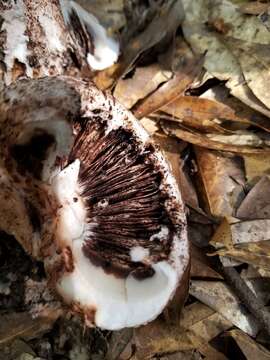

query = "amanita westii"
(0, 0), (189, 330)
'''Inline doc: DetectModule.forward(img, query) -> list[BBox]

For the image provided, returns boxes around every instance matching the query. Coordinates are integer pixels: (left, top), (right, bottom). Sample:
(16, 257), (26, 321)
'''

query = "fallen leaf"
(189, 280), (259, 336)
(198, 343), (229, 360)
(227, 40), (270, 110)
(140, 117), (160, 136)
(0, 339), (36, 360)
(200, 85), (270, 133)
(159, 350), (203, 360)
(161, 121), (270, 154)
(206, 131), (268, 148)
(243, 154), (270, 183)
(106, 328), (134, 360)
(0, 308), (62, 346)
(114, 64), (172, 109)
(195, 147), (245, 217)
(191, 244), (222, 279)
(153, 133), (186, 190)
(237, 176), (270, 219)
(134, 56), (203, 119)
(210, 218), (270, 269)
(228, 329), (270, 360)
(76, 0), (125, 32)
(239, 2), (270, 16)
(161, 96), (257, 132)
(94, 0), (184, 89)
(133, 303), (231, 359)
(181, 0), (270, 118)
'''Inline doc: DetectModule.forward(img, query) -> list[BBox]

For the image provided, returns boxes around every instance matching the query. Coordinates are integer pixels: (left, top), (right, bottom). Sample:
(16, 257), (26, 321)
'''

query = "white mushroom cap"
(51, 159), (188, 330)
(0, 76), (189, 330)
(60, 0), (120, 70)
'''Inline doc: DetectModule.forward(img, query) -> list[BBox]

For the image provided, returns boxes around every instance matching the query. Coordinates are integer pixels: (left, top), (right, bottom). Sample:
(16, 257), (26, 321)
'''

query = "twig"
(221, 264), (270, 337)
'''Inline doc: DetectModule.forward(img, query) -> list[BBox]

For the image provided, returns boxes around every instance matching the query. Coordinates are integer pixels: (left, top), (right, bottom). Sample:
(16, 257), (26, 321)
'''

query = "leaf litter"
(2, 0), (270, 359)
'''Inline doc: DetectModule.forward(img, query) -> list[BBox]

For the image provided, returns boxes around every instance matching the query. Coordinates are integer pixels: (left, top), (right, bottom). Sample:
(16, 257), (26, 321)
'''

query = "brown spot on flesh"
(84, 306), (97, 327)
(65, 119), (176, 279)
(63, 246), (74, 272)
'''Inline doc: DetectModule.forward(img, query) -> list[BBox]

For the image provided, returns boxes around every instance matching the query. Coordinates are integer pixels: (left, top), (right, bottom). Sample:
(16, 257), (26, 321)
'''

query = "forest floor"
(1, 0), (270, 359)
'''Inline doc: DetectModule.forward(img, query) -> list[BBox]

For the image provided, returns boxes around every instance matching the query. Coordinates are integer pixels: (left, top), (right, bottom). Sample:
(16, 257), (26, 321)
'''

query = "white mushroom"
(0, 76), (189, 330)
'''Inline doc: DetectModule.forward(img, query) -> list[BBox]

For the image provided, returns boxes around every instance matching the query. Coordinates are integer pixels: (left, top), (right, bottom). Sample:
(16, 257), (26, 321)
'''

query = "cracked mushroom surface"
(0, 76), (189, 330)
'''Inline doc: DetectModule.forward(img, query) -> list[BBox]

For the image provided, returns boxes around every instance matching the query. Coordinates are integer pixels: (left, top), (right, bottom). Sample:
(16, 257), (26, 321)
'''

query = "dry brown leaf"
(181, 0), (270, 118)
(133, 56), (203, 119)
(159, 351), (202, 360)
(140, 117), (160, 136)
(227, 40), (270, 110)
(207, 131), (268, 148)
(153, 133), (201, 210)
(133, 303), (231, 359)
(189, 280), (259, 336)
(195, 147), (245, 217)
(201, 85), (270, 133)
(237, 176), (270, 219)
(153, 133), (186, 189)
(198, 343), (228, 360)
(191, 244), (222, 279)
(114, 64), (172, 109)
(94, 0), (184, 89)
(239, 2), (270, 15)
(106, 328), (134, 360)
(77, 0), (125, 31)
(162, 121), (270, 154)
(228, 329), (270, 360)
(210, 218), (270, 269)
(0, 308), (62, 346)
(161, 96), (254, 132)
(211, 218), (270, 247)
(213, 240), (270, 270)
(243, 154), (270, 183)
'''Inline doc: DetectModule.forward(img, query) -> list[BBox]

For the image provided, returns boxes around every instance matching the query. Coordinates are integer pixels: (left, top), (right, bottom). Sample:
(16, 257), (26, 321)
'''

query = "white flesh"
(60, 0), (119, 70)
(51, 160), (183, 330)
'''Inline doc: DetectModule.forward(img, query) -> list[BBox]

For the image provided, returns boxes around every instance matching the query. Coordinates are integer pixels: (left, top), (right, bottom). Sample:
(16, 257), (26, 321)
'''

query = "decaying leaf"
(161, 96), (252, 132)
(226, 40), (270, 110)
(114, 64), (172, 109)
(181, 0), (270, 117)
(134, 56), (203, 119)
(140, 117), (160, 136)
(133, 302), (231, 359)
(228, 329), (270, 360)
(94, 0), (184, 89)
(191, 244), (222, 279)
(201, 85), (270, 133)
(77, 0), (125, 32)
(189, 280), (259, 336)
(239, 2), (270, 16)
(195, 147), (245, 217)
(243, 154), (270, 183)
(161, 121), (270, 154)
(106, 328), (134, 360)
(211, 218), (270, 269)
(0, 308), (63, 346)
(237, 176), (270, 219)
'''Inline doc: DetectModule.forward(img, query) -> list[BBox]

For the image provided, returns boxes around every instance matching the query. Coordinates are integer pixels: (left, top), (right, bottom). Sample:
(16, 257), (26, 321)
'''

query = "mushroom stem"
(0, 0), (119, 85)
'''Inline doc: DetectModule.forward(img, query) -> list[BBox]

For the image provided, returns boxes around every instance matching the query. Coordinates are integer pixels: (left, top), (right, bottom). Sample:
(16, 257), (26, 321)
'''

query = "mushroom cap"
(0, 76), (189, 330)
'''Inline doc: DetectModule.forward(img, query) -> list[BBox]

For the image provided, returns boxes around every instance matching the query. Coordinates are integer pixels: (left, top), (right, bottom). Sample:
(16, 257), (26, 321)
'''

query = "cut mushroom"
(1, 0), (119, 85)
(60, 0), (120, 70)
(0, 76), (189, 330)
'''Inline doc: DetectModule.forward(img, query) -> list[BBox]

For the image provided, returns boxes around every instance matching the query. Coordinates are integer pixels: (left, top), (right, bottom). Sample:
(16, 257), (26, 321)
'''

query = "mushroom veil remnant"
(0, 76), (189, 330)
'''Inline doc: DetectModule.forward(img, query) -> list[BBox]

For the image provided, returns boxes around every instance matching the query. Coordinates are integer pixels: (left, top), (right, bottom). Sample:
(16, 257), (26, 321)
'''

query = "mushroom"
(0, 76), (189, 330)
(1, 0), (119, 85)
(60, 0), (120, 70)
